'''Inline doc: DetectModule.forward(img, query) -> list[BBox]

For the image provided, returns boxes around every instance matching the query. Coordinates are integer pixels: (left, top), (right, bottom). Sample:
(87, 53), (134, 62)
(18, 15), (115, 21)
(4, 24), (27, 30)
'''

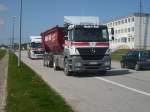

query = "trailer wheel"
(121, 62), (125, 68)
(64, 59), (71, 76)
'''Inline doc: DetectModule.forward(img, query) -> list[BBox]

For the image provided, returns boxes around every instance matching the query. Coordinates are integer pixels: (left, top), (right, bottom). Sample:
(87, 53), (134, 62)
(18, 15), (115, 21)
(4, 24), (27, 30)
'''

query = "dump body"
(41, 26), (64, 53)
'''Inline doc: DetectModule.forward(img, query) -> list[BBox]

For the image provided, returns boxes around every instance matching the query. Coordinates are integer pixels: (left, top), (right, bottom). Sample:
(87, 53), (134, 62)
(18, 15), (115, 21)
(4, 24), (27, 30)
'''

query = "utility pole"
(18, 0), (22, 67)
(12, 16), (16, 51)
(139, 0), (143, 49)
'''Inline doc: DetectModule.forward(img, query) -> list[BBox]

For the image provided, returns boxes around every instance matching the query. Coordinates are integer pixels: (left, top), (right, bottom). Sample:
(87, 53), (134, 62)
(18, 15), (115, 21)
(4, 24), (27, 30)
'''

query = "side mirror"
(110, 28), (114, 41)
(111, 36), (114, 41)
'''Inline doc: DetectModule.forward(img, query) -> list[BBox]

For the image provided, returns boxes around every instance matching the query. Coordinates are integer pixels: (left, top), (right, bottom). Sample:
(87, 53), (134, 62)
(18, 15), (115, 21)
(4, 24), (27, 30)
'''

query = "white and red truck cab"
(28, 36), (44, 59)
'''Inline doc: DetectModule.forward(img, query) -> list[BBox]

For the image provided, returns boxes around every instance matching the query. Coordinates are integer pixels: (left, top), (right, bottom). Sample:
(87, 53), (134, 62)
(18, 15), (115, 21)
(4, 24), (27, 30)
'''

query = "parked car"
(120, 49), (150, 70)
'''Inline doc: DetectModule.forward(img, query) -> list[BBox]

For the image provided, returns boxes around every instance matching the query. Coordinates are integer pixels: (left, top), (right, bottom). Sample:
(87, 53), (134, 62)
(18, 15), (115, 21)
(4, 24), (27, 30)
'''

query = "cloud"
(0, 4), (8, 12)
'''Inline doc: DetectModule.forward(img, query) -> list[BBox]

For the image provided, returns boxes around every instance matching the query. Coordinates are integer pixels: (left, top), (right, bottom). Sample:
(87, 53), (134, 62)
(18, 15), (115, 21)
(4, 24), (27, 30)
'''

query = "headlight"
(104, 61), (110, 66)
(105, 48), (111, 55)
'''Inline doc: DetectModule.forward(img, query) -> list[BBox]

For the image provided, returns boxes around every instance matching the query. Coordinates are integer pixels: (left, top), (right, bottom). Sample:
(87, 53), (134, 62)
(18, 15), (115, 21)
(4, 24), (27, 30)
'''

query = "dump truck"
(27, 36), (44, 59)
(41, 16), (114, 75)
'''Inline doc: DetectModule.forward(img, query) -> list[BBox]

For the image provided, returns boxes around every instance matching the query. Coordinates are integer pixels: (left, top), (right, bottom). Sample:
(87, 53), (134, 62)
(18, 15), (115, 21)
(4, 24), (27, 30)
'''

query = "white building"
(105, 13), (150, 51)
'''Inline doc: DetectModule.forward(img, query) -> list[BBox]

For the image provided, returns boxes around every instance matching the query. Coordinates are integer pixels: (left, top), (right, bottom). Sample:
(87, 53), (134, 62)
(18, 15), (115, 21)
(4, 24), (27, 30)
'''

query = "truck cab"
(28, 36), (44, 59)
(62, 25), (111, 75)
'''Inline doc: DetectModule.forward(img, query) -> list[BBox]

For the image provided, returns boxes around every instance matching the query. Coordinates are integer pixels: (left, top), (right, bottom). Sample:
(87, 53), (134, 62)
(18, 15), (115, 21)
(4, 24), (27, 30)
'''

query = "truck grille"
(77, 47), (108, 60)
(34, 51), (44, 54)
(80, 55), (104, 60)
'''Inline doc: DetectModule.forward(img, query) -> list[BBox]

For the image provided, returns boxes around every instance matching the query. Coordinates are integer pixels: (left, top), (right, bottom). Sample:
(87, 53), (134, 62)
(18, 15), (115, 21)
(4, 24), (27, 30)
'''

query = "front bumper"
(68, 55), (111, 72)
(30, 54), (44, 59)
(138, 61), (150, 69)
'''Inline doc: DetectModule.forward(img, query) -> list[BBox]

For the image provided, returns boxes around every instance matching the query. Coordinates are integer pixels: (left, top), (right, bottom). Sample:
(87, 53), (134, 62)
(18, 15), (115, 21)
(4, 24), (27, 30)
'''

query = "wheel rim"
(53, 61), (56, 69)
(64, 60), (69, 75)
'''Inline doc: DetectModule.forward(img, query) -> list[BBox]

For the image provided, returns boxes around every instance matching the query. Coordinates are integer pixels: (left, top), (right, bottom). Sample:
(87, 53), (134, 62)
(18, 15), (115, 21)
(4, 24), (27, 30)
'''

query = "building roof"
(104, 12), (150, 24)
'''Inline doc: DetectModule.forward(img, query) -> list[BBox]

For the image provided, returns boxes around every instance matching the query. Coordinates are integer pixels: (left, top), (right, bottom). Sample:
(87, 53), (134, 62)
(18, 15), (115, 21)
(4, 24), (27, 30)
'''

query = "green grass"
(0, 49), (6, 60)
(111, 49), (129, 61)
(6, 52), (73, 112)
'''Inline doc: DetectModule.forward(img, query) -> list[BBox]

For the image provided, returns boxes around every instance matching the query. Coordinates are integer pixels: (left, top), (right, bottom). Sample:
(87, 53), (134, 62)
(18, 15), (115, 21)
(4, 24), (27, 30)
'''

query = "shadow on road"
(71, 69), (131, 78)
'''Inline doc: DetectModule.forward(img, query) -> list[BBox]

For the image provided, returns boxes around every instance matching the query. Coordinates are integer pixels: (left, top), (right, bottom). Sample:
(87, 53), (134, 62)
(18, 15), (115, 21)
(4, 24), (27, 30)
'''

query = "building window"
(113, 22), (114, 26)
(132, 17), (134, 22)
(128, 28), (130, 32)
(121, 37), (127, 43)
(128, 38), (130, 42)
(128, 18), (130, 23)
(132, 37), (134, 42)
(115, 21), (117, 26)
(118, 29), (120, 34)
(118, 21), (120, 25)
(131, 27), (134, 32)
(121, 20), (124, 24)
(125, 19), (127, 23)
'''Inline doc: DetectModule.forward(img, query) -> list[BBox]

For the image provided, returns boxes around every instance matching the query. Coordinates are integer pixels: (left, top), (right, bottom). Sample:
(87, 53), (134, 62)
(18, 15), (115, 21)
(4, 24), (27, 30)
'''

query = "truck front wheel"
(64, 59), (71, 76)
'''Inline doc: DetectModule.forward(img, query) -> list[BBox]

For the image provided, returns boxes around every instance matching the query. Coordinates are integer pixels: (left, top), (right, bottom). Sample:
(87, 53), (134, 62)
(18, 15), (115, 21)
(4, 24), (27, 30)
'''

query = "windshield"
(127, 50), (150, 58)
(31, 42), (41, 48)
(71, 27), (109, 42)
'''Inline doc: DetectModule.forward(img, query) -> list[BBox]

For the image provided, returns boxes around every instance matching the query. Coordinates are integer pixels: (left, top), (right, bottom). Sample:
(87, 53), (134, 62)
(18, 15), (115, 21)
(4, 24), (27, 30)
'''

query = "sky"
(0, 0), (150, 44)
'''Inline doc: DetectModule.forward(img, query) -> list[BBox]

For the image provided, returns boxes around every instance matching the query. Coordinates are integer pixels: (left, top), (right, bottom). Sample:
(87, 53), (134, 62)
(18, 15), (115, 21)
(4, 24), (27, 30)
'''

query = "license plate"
(89, 62), (98, 65)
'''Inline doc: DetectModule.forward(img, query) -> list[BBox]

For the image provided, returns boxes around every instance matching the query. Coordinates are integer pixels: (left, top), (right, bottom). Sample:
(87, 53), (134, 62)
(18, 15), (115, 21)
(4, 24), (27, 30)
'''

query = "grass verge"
(111, 49), (129, 61)
(0, 49), (6, 60)
(6, 52), (73, 112)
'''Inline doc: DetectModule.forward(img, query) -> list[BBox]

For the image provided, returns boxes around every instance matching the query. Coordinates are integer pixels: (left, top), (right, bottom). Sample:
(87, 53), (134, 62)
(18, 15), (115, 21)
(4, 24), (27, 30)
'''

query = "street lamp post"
(12, 16), (16, 51)
(139, 0), (143, 49)
(18, 0), (22, 67)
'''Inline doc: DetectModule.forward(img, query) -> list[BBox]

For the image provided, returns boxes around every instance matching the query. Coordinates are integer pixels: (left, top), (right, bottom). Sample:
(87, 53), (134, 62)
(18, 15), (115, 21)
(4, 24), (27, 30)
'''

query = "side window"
(102, 29), (108, 39)
(68, 30), (73, 41)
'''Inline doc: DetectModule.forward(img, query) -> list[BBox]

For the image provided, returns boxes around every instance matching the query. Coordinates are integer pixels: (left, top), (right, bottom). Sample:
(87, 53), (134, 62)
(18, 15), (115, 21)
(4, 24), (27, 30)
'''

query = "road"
(19, 51), (150, 112)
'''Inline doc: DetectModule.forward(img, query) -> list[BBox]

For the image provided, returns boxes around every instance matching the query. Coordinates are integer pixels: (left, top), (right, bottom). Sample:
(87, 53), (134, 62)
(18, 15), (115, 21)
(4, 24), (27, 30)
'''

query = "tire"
(100, 70), (107, 75)
(64, 59), (71, 76)
(135, 64), (140, 71)
(49, 60), (53, 68)
(43, 60), (46, 67)
(121, 62), (125, 68)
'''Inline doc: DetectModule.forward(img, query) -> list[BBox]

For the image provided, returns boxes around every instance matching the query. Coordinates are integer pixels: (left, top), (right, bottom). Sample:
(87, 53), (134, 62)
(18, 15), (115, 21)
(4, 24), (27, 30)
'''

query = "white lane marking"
(96, 77), (150, 97)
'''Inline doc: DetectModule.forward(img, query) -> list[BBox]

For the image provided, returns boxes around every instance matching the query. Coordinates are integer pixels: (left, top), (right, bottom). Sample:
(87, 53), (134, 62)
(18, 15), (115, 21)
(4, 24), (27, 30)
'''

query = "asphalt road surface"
(18, 51), (150, 112)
